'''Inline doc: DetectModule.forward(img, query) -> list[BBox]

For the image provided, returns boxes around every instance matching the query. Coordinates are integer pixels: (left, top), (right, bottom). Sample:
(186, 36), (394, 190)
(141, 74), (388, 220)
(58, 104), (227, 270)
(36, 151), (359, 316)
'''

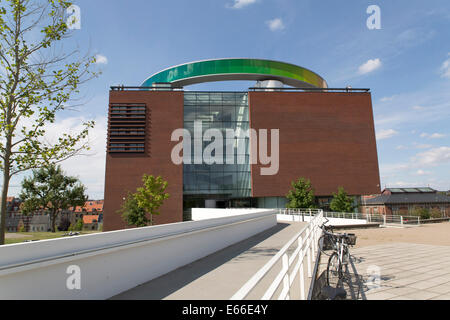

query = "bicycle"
(319, 219), (357, 293)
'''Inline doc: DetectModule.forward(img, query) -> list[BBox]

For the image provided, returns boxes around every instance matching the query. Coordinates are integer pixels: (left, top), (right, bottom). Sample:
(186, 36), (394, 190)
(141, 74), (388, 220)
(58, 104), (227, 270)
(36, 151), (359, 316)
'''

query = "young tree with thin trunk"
(0, 0), (99, 244)
(286, 177), (316, 209)
(119, 175), (170, 227)
(329, 187), (355, 213)
(19, 164), (87, 233)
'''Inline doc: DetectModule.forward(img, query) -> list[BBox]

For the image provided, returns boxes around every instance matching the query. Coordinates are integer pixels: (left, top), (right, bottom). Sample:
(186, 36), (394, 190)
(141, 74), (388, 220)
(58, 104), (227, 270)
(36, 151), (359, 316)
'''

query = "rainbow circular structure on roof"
(141, 58), (328, 88)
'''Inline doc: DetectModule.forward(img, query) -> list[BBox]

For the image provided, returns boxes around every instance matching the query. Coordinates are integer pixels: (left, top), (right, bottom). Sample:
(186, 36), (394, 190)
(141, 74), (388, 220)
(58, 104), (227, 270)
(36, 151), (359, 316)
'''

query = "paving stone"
(388, 296), (413, 300)
(408, 280), (443, 290)
(403, 290), (441, 300)
(381, 286), (417, 296)
(365, 290), (397, 300)
(430, 294), (450, 300)
(427, 284), (450, 295)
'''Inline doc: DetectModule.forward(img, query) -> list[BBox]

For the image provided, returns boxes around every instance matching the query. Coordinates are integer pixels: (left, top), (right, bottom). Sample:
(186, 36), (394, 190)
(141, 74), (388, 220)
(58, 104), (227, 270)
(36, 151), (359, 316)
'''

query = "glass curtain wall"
(183, 92), (251, 198)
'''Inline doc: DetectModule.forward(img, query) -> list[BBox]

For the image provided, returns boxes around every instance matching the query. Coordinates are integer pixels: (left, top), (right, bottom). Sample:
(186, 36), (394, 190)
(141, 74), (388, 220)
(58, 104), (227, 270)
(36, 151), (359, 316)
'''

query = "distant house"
(5, 197), (21, 213)
(29, 215), (51, 232)
(361, 187), (450, 216)
(5, 197), (105, 233)
(73, 200), (104, 215)
(83, 215), (100, 231)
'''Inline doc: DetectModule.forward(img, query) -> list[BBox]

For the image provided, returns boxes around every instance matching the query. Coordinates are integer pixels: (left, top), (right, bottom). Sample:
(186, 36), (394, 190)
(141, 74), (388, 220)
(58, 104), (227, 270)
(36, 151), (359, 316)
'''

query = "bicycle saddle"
(320, 286), (347, 300)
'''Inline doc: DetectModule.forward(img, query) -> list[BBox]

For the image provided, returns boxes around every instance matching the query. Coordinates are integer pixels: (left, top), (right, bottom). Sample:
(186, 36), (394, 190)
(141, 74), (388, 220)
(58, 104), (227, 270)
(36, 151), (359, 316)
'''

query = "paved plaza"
(351, 242), (450, 300)
(317, 222), (450, 300)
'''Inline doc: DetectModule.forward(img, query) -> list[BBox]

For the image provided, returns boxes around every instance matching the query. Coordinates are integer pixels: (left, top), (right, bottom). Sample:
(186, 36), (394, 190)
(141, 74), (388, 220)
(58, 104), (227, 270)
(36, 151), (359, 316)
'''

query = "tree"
(0, 0), (99, 244)
(119, 192), (148, 228)
(286, 178), (316, 209)
(58, 216), (71, 231)
(19, 164), (88, 232)
(119, 175), (170, 227)
(329, 187), (356, 213)
(74, 218), (83, 231)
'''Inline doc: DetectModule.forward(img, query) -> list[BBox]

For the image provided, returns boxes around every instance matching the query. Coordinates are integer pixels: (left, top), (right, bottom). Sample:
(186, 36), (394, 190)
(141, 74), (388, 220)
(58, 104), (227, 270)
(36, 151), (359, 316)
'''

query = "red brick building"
(361, 188), (450, 216)
(103, 59), (381, 231)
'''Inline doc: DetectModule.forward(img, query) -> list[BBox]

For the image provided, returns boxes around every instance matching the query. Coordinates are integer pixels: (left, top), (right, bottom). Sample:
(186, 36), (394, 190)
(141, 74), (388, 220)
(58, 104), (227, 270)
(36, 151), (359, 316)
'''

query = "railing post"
(401, 216), (404, 226)
(383, 215), (386, 226)
(305, 236), (312, 279)
(282, 254), (290, 300)
(298, 237), (306, 300)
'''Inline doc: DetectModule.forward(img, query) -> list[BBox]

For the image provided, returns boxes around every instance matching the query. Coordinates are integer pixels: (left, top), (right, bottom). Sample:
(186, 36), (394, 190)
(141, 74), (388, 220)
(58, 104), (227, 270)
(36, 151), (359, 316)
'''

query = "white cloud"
(266, 18), (285, 32)
(374, 84), (450, 127)
(415, 144), (433, 149)
(358, 58), (382, 75)
(412, 147), (450, 167)
(430, 133), (446, 139)
(440, 53), (450, 79)
(228, 0), (257, 9)
(49, 116), (108, 199)
(380, 95), (396, 102)
(376, 129), (398, 140)
(416, 169), (431, 176)
(421, 132), (446, 139)
(95, 54), (108, 65)
(412, 105), (425, 110)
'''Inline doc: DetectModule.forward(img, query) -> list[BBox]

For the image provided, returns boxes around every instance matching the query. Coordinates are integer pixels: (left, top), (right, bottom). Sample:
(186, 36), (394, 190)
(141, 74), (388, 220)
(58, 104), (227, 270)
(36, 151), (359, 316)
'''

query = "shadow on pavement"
(110, 223), (290, 300)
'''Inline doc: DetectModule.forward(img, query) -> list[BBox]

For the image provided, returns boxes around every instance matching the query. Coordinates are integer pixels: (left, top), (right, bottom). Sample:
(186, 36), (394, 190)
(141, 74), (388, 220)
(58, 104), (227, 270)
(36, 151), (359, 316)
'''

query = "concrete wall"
(0, 210), (277, 300)
(192, 208), (272, 221)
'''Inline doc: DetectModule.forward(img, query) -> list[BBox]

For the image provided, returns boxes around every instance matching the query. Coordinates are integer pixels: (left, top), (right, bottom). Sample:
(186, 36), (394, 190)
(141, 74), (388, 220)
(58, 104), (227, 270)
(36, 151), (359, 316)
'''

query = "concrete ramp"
(112, 222), (307, 300)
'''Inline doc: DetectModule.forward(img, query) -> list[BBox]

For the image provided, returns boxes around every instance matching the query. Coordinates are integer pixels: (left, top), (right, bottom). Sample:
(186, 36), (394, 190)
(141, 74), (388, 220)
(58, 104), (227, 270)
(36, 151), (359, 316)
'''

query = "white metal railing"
(231, 210), (324, 300)
(280, 210), (423, 226)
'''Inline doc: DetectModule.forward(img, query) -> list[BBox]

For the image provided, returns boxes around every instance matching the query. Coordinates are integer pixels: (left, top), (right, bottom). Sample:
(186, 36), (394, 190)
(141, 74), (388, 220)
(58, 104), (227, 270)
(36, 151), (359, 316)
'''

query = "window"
(183, 92), (251, 198)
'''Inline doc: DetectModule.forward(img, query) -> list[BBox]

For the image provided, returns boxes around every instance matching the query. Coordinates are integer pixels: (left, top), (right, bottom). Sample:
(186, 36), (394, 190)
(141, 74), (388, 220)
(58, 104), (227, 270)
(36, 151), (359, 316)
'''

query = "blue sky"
(9, 0), (450, 199)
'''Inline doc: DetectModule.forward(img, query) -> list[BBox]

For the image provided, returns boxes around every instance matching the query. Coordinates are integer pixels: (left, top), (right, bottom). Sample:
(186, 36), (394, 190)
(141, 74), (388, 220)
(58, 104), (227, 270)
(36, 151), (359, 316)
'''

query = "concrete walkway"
(111, 221), (307, 300)
(316, 242), (450, 300)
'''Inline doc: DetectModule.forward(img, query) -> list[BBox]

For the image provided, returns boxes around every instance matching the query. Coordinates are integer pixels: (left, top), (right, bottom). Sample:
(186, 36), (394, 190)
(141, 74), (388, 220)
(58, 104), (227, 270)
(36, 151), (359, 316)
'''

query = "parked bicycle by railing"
(318, 218), (357, 300)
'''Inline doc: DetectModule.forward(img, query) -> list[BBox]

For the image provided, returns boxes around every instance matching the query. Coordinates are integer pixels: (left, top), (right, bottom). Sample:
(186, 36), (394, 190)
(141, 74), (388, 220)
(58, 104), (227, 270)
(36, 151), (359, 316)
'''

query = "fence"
(231, 210), (324, 300)
(280, 209), (424, 226)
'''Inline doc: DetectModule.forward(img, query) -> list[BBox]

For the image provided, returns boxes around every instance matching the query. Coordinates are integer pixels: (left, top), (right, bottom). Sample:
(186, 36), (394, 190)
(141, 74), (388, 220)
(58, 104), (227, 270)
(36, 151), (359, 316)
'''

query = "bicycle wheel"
(326, 252), (342, 287)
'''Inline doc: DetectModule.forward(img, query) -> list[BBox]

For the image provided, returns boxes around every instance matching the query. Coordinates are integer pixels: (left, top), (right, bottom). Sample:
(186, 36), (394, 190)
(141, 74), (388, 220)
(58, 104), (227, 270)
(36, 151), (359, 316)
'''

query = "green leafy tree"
(119, 192), (148, 228)
(329, 187), (356, 213)
(119, 175), (170, 227)
(0, 0), (99, 244)
(286, 178), (316, 209)
(19, 164), (88, 232)
(74, 218), (83, 231)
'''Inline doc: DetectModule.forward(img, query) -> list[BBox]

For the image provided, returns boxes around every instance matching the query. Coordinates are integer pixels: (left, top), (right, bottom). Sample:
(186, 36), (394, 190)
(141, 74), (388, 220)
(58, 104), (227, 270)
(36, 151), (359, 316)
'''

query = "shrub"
(412, 207), (431, 220)
(430, 208), (442, 219)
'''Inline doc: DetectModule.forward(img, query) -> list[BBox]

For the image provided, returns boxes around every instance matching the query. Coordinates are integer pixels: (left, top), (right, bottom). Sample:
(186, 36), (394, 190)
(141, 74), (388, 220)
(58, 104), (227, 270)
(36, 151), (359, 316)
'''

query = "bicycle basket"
(346, 233), (357, 246)
(322, 234), (335, 250)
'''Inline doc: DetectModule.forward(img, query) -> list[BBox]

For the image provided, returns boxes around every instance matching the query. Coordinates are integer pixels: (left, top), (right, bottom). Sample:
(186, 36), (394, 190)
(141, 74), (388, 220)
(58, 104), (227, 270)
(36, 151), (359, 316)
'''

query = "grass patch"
(5, 231), (101, 245)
